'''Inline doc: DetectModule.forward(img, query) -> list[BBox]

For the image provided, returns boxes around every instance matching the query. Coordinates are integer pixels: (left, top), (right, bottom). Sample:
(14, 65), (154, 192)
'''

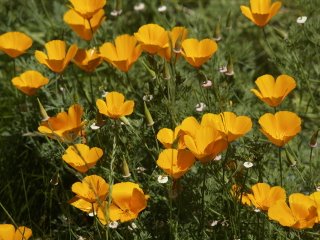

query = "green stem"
(279, 147), (283, 186)
(200, 165), (208, 237)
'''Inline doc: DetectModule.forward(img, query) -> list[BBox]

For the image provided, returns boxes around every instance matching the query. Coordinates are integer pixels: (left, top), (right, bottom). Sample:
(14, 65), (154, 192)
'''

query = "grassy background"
(1, 0), (320, 239)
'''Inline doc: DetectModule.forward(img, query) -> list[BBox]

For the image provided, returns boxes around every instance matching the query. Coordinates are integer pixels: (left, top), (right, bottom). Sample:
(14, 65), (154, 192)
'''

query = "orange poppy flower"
(240, 0), (282, 27)
(259, 111), (301, 147)
(246, 183), (286, 211)
(268, 193), (317, 229)
(38, 104), (85, 142)
(201, 112), (252, 142)
(159, 26), (188, 61)
(96, 91), (134, 119)
(156, 149), (195, 179)
(69, 175), (109, 214)
(107, 182), (148, 223)
(11, 70), (49, 96)
(100, 34), (142, 72)
(62, 144), (103, 173)
(35, 40), (78, 73)
(251, 74), (296, 107)
(181, 38), (218, 68)
(134, 23), (169, 55)
(309, 192), (320, 223)
(73, 48), (102, 72)
(0, 32), (32, 58)
(69, 0), (106, 19)
(180, 117), (228, 162)
(0, 224), (32, 240)
(63, 9), (105, 41)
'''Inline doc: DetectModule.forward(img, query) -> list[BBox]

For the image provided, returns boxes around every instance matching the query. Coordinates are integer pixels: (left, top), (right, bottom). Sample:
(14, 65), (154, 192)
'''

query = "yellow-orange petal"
(0, 32), (32, 58)
(11, 70), (49, 96)
(157, 128), (174, 148)
(156, 149), (195, 179)
(0, 224), (15, 240)
(14, 226), (32, 240)
(71, 175), (109, 202)
(69, 0), (106, 19)
(62, 144), (103, 173)
(268, 201), (296, 227)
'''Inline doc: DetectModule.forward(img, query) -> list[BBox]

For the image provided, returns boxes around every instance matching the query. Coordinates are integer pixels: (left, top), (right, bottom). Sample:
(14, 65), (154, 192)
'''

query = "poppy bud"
(120, 116), (131, 126)
(122, 159), (131, 178)
(163, 62), (171, 80)
(37, 98), (49, 121)
(213, 20), (222, 42)
(225, 56), (234, 76)
(144, 101), (154, 127)
(226, 11), (232, 30)
(309, 129), (319, 148)
(141, 59), (156, 79)
(173, 32), (183, 53)
(273, 26), (288, 40)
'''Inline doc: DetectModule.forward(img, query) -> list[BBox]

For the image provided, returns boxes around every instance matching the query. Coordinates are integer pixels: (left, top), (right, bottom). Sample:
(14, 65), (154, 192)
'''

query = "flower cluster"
(156, 112), (252, 178)
(237, 183), (320, 229)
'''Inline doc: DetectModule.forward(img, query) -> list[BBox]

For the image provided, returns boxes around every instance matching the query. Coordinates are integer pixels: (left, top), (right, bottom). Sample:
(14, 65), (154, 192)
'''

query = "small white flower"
(316, 186), (320, 192)
(219, 66), (227, 73)
(88, 211), (96, 217)
(143, 94), (153, 102)
(108, 221), (119, 229)
(254, 208), (261, 213)
(297, 16), (307, 24)
(59, 87), (64, 92)
(157, 175), (168, 184)
(111, 9), (122, 16)
(210, 220), (219, 227)
(195, 102), (206, 112)
(158, 5), (167, 12)
(90, 123), (100, 130)
(128, 222), (138, 230)
(214, 155), (222, 161)
(202, 80), (212, 88)
(134, 2), (145, 11)
(136, 166), (146, 173)
(243, 162), (253, 168)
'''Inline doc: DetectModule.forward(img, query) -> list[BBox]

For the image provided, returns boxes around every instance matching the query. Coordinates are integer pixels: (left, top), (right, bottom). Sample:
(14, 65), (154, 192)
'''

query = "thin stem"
(200, 164), (208, 237)
(309, 147), (313, 184)
(89, 74), (94, 108)
(279, 147), (283, 186)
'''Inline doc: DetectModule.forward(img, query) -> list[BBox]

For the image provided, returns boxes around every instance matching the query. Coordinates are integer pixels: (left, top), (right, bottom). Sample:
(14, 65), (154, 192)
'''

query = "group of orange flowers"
(234, 182), (320, 229)
(1, 0), (310, 235)
(155, 74), (300, 179)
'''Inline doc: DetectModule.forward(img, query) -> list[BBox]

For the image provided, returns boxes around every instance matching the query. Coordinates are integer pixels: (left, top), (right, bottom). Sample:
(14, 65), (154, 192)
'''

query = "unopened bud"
(226, 11), (232, 30)
(285, 148), (297, 166)
(141, 60), (156, 79)
(273, 26), (288, 40)
(37, 98), (49, 121)
(173, 33), (183, 53)
(122, 159), (131, 178)
(309, 129), (319, 148)
(225, 56), (234, 76)
(120, 116), (131, 126)
(213, 20), (222, 42)
(163, 62), (171, 80)
(144, 101), (154, 127)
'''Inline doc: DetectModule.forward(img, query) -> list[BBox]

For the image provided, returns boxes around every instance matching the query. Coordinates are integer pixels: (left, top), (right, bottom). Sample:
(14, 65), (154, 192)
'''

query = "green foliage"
(0, 0), (320, 239)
